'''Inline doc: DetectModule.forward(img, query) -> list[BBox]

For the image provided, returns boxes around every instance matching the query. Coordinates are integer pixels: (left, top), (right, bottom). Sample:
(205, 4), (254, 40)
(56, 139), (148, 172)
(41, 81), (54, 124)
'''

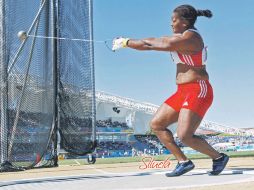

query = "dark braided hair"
(174, 5), (212, 27)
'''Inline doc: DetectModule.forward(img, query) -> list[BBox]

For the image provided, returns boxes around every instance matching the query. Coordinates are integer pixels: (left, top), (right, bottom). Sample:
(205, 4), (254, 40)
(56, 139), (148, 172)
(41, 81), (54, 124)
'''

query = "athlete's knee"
(177, 131), (193, 144)
(150, 119), (160, 132)
(149, 118), (166, 133)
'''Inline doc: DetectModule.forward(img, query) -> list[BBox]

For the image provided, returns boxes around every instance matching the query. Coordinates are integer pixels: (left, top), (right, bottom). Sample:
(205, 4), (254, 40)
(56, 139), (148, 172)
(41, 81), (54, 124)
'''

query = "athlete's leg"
(177, 108), (220, 159)
(150, 103), (187, 161)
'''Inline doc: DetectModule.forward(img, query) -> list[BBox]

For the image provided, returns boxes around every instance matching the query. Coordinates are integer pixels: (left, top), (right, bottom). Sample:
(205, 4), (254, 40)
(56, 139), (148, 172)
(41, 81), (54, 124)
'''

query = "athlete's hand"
(112, 37), (129, 51)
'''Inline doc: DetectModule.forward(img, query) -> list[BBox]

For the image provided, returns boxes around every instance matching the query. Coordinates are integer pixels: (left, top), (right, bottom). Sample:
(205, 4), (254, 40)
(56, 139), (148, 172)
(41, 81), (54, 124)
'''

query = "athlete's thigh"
(151, 103), (179, 130)
(177, 108), (203, 137)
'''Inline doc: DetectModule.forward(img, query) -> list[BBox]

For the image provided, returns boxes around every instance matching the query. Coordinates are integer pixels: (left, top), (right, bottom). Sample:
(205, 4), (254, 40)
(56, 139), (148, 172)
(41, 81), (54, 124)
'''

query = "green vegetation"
(217, 133), (238, 137)
(58, 151), (254, 165)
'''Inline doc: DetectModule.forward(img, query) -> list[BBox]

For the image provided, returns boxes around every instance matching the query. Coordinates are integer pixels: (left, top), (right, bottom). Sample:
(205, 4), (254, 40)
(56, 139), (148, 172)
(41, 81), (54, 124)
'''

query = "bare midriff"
(176, 63), (209, 84)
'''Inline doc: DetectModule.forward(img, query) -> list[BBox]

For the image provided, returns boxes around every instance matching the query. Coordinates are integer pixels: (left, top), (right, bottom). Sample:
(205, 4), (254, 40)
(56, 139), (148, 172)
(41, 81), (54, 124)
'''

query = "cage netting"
(0, 0), (96, 171)
(58, 0), (96, 155)
(1, 0), (55, 170)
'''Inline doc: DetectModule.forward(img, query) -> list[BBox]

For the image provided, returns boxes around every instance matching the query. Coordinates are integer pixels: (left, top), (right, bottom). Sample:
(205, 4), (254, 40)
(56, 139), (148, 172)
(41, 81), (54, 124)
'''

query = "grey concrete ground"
(0, 168), (254, 190)
(1, 157), (254, 190)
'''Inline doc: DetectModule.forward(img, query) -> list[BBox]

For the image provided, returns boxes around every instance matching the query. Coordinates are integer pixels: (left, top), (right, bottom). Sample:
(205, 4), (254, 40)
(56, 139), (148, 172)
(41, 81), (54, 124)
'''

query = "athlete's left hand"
(112, 37), (129, 51)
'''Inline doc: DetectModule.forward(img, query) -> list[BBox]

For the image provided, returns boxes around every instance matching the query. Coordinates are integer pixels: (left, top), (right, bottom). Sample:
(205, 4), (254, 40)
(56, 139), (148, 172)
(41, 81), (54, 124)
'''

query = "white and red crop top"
(170, 29), (207, 67)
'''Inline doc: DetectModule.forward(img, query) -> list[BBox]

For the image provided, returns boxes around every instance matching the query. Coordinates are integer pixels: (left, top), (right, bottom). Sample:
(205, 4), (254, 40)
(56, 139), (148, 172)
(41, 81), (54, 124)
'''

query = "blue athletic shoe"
(165, 160), (195, 177)
(209, 153), (229, 176)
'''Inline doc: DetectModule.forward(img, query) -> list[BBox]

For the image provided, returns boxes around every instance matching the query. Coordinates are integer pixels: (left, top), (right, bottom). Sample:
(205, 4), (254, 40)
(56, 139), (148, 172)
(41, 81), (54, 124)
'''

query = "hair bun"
(196, 9), (213, 18)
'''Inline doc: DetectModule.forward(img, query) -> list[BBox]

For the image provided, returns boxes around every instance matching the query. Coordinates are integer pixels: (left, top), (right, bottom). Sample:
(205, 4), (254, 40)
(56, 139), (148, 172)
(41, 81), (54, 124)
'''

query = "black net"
(58, 0), (96, 155)
(1, 0), (55, 170)
(0, 0), (96, 171)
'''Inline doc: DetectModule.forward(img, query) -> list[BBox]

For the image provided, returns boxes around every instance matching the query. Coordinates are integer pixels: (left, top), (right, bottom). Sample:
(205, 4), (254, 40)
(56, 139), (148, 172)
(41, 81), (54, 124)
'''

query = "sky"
(93, 0), (254, 128)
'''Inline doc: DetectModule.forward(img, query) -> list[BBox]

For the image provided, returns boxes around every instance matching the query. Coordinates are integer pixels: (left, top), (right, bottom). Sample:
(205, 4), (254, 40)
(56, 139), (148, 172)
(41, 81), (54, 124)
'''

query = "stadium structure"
(95, 91), (254, 137)
(91, 90), (254, 159)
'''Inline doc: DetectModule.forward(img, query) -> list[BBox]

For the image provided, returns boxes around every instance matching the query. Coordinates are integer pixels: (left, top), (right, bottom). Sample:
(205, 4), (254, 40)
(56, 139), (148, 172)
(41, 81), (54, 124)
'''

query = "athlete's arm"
(127, 32), (198, 52)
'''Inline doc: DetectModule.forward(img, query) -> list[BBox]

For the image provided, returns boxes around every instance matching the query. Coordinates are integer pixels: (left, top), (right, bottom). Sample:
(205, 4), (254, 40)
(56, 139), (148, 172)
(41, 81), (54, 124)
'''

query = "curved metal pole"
(8, 2), (43, 159)
(7, 0), (48, 75)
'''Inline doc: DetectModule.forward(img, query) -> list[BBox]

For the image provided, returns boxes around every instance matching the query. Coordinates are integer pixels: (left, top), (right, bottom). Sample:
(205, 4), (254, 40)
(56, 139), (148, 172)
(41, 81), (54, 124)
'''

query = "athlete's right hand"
(112, 37), (129, 51)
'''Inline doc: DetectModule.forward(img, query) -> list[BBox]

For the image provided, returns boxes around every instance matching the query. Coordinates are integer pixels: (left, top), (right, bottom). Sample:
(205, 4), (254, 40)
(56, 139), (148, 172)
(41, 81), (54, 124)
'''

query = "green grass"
(217, 133), (238, 137)
(58, 151), (254, 165)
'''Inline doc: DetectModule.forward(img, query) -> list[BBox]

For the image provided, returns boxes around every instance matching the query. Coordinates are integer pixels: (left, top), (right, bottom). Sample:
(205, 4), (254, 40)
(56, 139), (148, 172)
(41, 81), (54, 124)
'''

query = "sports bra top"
(170, 29), (207, 67)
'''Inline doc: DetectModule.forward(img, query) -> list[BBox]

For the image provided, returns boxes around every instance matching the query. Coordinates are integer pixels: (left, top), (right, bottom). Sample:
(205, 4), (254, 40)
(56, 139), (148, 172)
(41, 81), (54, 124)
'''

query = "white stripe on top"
(182, 55), (190, 65)
(187, 55), (194, 66)
(183, 55), (194, 66)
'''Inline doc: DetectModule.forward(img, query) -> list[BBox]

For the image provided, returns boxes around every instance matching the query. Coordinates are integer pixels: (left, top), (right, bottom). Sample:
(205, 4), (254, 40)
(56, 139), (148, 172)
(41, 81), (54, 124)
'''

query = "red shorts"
(164, 80), (213, 118)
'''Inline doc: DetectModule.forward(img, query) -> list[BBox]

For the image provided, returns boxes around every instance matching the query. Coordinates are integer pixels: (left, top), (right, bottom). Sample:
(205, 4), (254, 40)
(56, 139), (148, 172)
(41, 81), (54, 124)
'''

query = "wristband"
(123, 38), (130, 47)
